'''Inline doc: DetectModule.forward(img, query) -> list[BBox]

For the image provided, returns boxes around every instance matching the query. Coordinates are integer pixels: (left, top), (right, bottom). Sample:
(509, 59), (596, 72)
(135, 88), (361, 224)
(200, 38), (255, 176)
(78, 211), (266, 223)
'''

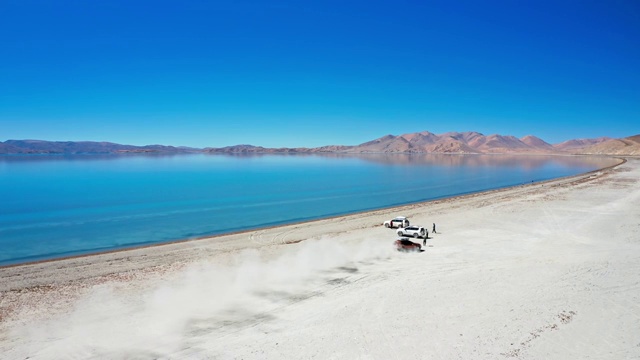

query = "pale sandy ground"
(1, 157), (639, 360)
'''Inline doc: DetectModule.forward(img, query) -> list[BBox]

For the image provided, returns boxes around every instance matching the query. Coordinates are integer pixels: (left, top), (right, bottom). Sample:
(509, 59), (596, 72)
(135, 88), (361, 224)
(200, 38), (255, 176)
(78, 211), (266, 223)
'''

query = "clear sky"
(1, 0), (638, 148)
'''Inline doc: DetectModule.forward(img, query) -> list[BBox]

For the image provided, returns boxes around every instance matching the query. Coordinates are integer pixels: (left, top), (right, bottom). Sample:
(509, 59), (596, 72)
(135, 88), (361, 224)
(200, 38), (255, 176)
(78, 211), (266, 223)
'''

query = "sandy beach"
(1, 157), (639, 359)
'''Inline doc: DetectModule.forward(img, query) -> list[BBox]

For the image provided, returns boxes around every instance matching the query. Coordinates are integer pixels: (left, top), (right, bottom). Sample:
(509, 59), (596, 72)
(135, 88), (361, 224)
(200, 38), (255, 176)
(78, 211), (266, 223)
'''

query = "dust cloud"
(9, 237), (391, 358)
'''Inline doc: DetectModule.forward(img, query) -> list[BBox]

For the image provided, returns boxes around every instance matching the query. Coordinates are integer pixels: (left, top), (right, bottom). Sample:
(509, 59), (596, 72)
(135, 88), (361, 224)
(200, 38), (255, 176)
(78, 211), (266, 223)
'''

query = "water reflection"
(201, 152), (620, 170)
(342, 153), (621, 169)
(0, 153), (189, 163)
(1, 152), (620, 171)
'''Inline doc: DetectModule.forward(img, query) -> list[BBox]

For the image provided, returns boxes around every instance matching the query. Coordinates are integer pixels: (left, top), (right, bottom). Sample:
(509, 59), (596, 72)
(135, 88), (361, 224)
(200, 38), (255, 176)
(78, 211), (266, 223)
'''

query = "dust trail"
(7, 237), (391, 359)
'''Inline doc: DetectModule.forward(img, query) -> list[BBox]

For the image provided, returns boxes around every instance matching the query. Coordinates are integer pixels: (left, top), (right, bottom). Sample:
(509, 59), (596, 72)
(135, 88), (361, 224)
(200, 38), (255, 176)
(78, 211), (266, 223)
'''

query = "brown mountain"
(345, 131), (553, 154)
(474, 135), (531, 153)
(627, 134), (640, 143)
(400, 131), (440, 146)
(355, 135), (412, 153)
(427, 138), (478, 153)
(553, 137), (611, 151)
(341, 132), (634, 155)
(427, 134), (479, 153)
(441, 131), (486, 145)
(521, 135), (554, 150)
(574, 135), (640, 155)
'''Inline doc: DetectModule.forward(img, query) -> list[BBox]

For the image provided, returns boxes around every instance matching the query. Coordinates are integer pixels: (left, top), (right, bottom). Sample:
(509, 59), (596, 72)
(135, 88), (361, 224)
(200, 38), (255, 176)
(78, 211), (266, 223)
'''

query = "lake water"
(0, 153), (618, 266)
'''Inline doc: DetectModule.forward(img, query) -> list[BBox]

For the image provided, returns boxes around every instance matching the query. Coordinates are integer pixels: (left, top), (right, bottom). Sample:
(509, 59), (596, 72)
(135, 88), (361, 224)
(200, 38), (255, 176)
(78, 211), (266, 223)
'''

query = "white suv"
(384, 216), (409, 228)
(397, 226), (427, 238)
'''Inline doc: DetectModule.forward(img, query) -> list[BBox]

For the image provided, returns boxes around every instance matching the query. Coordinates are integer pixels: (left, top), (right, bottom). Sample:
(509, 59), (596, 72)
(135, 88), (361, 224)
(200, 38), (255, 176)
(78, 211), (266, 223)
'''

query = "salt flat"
(1, 157), (639, 359)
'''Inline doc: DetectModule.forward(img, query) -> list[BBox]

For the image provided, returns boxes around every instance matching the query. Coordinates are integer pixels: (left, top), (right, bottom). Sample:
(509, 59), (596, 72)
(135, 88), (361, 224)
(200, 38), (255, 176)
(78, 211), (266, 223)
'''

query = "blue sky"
(1, 0), (638, 148)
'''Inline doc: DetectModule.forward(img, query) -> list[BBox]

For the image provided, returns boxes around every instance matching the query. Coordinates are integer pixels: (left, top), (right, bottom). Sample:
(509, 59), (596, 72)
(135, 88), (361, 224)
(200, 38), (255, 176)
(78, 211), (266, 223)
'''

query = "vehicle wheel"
(413, 233), (419, 238)
(397, 231), (403, 236)
(385, 223), (390, 228)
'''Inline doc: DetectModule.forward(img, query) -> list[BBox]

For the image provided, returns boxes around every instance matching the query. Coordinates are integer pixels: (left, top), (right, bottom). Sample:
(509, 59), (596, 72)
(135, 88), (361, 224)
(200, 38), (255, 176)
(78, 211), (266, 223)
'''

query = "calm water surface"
(0, 154), (618, 265)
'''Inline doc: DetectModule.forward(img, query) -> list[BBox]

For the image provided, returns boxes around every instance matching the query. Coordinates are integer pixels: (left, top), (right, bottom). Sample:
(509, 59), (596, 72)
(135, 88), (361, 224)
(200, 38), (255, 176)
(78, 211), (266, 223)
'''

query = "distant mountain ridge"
(553, 137), (613, 151)
(0, 140), (199, 154)
(2, 132), (639, 155)
(340, 132), (639, 155)
(574, 136), (640, 156)
(340, 131), (611, 154)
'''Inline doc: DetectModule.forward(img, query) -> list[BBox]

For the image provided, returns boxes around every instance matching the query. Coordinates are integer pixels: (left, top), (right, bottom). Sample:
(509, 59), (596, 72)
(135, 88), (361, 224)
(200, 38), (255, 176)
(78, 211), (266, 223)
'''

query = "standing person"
(432, 223), (436, 234)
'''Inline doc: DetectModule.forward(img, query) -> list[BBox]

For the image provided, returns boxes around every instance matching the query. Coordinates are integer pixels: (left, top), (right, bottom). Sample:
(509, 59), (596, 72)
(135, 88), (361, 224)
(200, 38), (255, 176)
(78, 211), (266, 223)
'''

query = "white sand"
(1, 157), (639, 359)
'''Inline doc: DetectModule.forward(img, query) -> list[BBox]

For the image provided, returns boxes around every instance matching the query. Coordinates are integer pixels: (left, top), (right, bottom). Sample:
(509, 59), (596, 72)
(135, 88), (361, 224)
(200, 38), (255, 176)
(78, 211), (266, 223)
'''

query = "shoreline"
(0, 157), (626, 293)
(0, 157), (626, 270)
(2, 157), (639, 359)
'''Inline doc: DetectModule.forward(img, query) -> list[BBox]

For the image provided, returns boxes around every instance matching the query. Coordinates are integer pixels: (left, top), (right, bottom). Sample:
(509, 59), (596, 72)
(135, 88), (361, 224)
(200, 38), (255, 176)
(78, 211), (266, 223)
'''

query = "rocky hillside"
(575, 135), (640, 156)
(332, 131), (614, 154)
(553, 137), (612, 151)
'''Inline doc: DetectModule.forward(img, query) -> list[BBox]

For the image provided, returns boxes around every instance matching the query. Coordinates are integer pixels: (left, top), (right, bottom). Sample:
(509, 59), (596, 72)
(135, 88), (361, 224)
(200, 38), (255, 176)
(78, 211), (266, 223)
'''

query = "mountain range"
(0, 140), (198, 154)
(1, 132), (639, 155)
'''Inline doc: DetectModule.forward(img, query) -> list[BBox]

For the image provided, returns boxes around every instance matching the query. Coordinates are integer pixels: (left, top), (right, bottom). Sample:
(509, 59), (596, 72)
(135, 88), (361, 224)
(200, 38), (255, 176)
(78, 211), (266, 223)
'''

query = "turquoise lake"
(0, 154), (618, 266)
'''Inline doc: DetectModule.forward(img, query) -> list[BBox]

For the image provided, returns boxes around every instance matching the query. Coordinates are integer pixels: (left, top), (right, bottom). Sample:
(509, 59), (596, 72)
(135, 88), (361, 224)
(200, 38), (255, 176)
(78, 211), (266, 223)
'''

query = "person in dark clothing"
(432, 223), (436, 234)
(423, 229), (428, 246)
